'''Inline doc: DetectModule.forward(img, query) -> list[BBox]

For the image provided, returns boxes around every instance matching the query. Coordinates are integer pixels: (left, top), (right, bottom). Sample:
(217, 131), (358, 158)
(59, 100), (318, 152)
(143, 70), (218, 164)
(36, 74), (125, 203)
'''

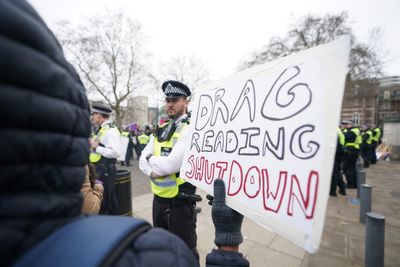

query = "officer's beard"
(168, 111), (185, 120)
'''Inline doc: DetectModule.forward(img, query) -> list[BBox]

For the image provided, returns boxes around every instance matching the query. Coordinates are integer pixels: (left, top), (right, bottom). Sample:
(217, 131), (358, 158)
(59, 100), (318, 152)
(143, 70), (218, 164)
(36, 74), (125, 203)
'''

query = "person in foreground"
(0, 0), (248, 266)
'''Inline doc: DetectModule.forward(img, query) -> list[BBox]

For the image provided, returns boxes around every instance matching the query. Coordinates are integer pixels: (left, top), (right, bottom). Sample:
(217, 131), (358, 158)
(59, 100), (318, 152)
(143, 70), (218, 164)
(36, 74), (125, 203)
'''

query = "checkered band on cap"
(164, 83), (188, 97)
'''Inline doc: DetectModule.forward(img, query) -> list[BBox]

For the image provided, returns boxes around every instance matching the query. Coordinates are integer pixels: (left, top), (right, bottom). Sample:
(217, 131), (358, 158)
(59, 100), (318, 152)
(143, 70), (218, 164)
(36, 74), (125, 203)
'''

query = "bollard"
(359, 184), (372, 223)
(115, 169), (133, 216)
(365, 212), (385, 267)
(357, 170), (366, 199)
(356, 161), (364, 172)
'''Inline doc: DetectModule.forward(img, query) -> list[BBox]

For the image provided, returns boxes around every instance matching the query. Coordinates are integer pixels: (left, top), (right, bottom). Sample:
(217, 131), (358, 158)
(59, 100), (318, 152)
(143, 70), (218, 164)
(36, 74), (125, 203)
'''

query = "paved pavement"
(121, 159), (400, 267)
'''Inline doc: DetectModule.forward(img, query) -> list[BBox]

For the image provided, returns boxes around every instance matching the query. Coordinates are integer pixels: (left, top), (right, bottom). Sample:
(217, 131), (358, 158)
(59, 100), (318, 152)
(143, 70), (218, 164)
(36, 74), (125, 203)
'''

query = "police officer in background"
(370, 123), (382, 164)
(342, 120), (361, 188)
(136, 129), (150, 158)
(139, 80), (201, 260)
(90, 103), (121, 214)
(360, 124), (373, 168)
(330, 126), (346, 196)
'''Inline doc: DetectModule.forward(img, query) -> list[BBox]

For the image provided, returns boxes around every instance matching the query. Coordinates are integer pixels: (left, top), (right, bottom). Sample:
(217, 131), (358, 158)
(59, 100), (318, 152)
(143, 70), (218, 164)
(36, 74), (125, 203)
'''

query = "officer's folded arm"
(147, 132), (188, 176)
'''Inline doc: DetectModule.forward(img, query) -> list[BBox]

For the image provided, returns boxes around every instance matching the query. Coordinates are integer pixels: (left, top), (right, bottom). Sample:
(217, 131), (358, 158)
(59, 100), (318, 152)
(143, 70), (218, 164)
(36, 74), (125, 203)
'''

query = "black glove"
(209, 179), (244, 246)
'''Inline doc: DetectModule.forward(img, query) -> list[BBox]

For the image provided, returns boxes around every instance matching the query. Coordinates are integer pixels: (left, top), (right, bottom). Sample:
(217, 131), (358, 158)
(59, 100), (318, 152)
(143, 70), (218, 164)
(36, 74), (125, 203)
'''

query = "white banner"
(118, 136), (129, 162)
(180, 36), (350, 253)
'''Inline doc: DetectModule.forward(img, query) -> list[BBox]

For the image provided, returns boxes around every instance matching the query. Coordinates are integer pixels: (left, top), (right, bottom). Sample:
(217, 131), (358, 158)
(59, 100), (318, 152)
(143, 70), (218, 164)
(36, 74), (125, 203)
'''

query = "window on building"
(352, 113), (360, 126)
(383, 102), (391, 109)
(384, 90), (390, 99)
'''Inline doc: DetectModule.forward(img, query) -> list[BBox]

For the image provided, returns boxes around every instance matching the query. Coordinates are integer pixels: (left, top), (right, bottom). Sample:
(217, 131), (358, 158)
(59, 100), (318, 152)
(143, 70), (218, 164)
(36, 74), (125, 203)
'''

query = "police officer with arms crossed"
(139, 80), (201, 259)
(90, 103), (121, 214)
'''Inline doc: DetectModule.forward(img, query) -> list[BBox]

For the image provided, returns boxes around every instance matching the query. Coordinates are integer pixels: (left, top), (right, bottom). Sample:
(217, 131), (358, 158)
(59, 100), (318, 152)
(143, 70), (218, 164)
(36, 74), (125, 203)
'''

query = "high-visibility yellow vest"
(345, 128), (361, 149)
(365, 130), (373, 145)
(150, 121), (188, 198)
(89, 124), (114, 163)
(137, 134), (150, 145)
(121, 131), (129, 137)
(337, 128), (345, 146)
(373, 127), (381, 142)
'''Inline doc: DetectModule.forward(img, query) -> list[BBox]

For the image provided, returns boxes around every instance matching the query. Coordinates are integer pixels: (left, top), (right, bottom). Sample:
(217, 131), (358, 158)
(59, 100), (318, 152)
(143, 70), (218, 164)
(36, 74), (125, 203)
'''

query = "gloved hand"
(208, 179), (244, 246)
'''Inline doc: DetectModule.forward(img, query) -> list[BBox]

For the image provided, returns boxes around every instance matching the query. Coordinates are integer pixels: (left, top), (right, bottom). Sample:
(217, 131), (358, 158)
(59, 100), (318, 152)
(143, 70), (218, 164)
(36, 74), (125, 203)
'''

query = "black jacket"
(0, 0), (90, 265)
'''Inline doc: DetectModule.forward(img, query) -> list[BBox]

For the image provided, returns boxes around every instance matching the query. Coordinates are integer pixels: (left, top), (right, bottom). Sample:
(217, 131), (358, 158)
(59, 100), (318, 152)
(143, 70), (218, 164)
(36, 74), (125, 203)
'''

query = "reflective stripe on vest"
(373, 128), (381, 142)
(137, 134), (150, 145)
(89, 124), (111, 163)
(366, 130), (373, 145)
(150, 121), (188, 198)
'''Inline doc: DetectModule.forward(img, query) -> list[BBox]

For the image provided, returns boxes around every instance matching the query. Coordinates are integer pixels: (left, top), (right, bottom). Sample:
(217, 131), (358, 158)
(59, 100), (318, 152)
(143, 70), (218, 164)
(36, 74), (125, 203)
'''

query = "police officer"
(90, 103), (121, 214)
(370, 123), (382, 164)
(330, 127), (346, 196)
(136, 129), (150, 158)
(360, 125), (373, 168)
(342, 120), (361, 188)
(139, 80), (200, 259)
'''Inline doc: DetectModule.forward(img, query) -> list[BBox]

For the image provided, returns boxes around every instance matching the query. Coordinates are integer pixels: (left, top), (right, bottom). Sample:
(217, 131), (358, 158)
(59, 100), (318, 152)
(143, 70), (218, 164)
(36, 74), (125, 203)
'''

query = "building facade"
(376, 76), (400, 125)
(121, 96), (149, 128)
(341, 77), (379, 126)
(341, 76), (400, 127)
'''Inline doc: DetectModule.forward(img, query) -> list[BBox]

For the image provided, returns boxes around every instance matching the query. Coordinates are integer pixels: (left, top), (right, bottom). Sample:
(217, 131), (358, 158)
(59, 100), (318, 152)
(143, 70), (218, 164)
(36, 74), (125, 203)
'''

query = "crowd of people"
(330, 120), (382, 196)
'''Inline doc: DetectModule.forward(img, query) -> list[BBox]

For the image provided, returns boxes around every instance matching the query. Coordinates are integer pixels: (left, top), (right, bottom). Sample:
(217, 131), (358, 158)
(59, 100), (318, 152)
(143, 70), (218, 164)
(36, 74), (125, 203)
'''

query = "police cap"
(161, 80), (191, 99)
(91, 102), (112, 115)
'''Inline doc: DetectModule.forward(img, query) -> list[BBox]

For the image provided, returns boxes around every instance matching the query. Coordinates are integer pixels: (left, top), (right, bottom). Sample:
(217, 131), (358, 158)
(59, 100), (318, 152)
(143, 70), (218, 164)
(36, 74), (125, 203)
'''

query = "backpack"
(13, 216), (151, 267)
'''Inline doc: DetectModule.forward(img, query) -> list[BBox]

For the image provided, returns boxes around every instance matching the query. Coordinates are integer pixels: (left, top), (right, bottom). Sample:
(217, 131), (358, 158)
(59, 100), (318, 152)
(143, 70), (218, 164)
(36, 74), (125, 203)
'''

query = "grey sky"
(28, 0), (399, 79)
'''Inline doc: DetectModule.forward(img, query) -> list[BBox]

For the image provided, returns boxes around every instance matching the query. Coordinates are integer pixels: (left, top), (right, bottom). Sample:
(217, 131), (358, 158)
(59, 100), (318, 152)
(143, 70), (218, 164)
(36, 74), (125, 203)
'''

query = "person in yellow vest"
(330, 127), (346, 196)
(139, 80), (201, 260)
(136, 130), (150, 158)
(360, 125), (373, 168)
(342, 120), (360, 188)
(370, 123), (382, 164)
(90, 103), (121, 214)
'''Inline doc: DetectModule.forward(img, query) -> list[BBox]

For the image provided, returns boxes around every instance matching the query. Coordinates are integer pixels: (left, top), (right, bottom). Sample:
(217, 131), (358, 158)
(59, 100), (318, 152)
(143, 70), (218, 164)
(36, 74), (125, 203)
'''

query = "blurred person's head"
(91, 103), (112, 126)
(0, 1), (91, 264)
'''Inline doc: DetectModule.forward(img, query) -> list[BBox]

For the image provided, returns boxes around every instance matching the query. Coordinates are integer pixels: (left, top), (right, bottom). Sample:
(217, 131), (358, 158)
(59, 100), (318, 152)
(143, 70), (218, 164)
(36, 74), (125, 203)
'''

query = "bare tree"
(239, 12), (387, 80)
(56, 10), (149, 127)
(160, 55), (210, 99)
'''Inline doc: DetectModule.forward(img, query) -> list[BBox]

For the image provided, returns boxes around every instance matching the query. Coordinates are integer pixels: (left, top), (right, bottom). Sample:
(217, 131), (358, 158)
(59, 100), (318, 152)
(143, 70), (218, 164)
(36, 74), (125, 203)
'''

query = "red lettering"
(195, 156), (205, 181)
(262, 170), (287, 213)
(185, 155), (195, 179)
(244, 166), (261, 198)
(204, 158), (215, 185)
(227, 160), (243, 196)
(216, 162), (228, 178)
(287, 170), (319, 219)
